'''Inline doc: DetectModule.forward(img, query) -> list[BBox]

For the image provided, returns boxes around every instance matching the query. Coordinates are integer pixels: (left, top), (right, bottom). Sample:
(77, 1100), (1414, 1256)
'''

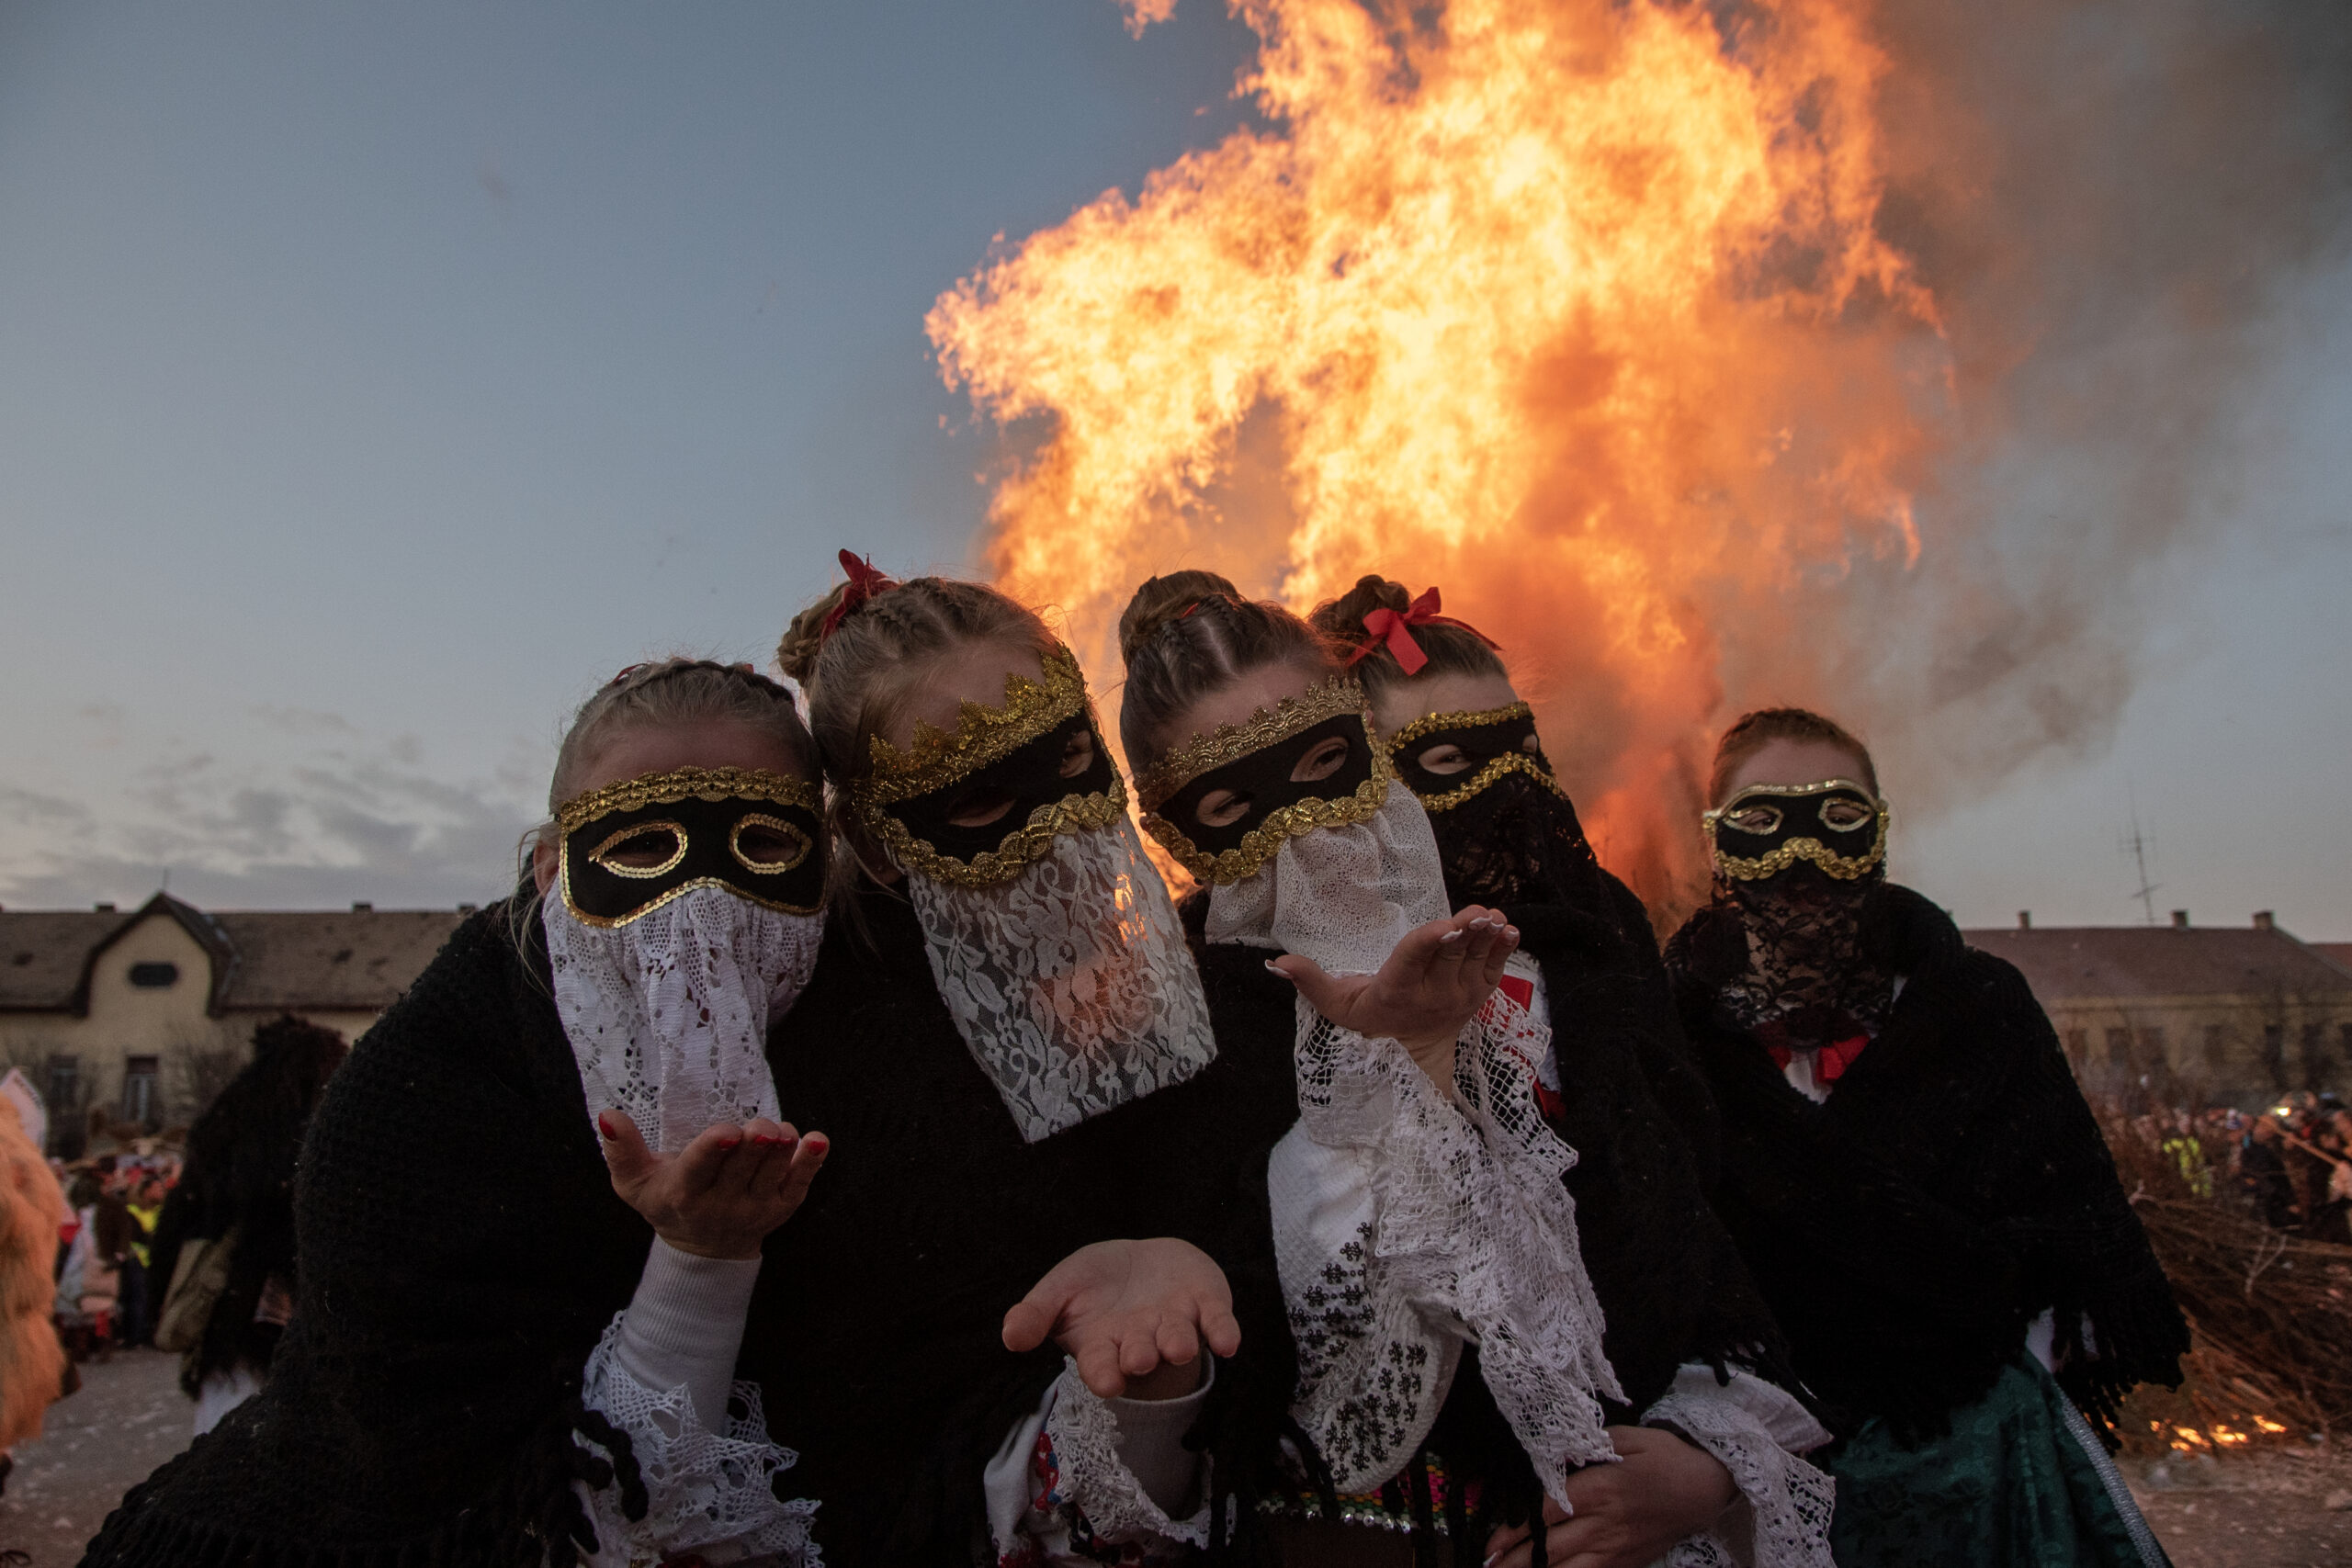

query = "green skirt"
(1826, 1358), (2170, 1568)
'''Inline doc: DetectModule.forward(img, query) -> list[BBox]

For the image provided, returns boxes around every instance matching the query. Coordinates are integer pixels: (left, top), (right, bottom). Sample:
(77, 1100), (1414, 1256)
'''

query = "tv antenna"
(2120, 789), (2160, 926)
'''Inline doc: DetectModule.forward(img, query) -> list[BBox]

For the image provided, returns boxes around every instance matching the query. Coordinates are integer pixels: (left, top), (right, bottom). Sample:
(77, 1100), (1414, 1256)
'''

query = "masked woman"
(1121, 571), (1832, 1568)
(88, 659), (839, 1568)
(760, 557), (1526, 1567)
(1662, 706), (2187, 1567)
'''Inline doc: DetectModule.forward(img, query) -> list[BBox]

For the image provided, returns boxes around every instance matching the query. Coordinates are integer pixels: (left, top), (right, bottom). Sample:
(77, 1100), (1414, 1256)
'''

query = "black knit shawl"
(1505, 877), (1792, 1416)
(85, 906), (657, 1568)
(1666, 884), (2188, 1441)
(744, 880), (1303, 1567)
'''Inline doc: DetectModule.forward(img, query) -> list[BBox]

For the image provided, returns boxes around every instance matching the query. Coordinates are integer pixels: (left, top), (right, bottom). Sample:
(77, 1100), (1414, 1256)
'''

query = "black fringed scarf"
(1664, 881), (2188, 1444)
(84, 905), (656, 1568)
(1427, 774), (1795, 1410)
(744, 879), (1305, 1567)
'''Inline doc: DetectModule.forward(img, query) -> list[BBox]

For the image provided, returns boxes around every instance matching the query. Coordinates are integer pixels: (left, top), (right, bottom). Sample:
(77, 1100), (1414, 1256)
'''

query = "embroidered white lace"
(1038, 1360), (1213, 1551)
(906, 817), (1217, 1144)
(579, 1314), (820, 1565)
(1203, 784), (1450, 970)
(1286, 995), (1623, 1501)
(544, 888), (822, 1154)
(1644, 1366), (1836, 1568)
(1216, 787), (1622, 1502)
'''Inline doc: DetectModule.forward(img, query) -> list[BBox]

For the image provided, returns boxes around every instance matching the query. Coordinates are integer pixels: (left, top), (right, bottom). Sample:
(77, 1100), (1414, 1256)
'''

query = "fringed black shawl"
(744, 880), (1304, 1567)
(1666, 884), (2187, 1442)
(84, 906), (655, 1568)
(1507, 874), (1794, 1416)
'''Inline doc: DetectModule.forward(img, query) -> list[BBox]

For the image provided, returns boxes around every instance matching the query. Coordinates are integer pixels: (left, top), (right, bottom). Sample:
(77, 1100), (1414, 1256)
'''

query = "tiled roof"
(1962, 924), (2352, 1004)
(0, 912), (125, 1010)
(0, 894), (469, 1014)
(2312, 943), (2352, 979)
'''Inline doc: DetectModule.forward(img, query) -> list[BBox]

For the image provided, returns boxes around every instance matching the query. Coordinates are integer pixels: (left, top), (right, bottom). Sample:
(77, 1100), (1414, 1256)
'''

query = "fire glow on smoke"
(931, 0), (1953, 905)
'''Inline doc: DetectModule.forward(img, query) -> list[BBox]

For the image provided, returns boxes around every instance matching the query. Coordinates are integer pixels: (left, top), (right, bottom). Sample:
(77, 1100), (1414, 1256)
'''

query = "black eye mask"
(1153, 714), (1376, 856)
(558, 769), (827, 927)
(1387, 703), (1556, 810)
(1705, 779), (1888, 883)
(880, 712), (1117, 866)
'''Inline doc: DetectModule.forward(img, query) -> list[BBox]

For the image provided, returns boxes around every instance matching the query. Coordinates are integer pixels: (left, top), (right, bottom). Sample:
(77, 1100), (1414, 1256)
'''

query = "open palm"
(1003, 1237), (1241, 1399)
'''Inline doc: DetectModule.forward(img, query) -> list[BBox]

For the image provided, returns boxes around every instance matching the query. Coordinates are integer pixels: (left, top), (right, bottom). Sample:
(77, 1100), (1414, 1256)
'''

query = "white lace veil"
(1204, 782), (1452, 973)
(905, 814), (1217, 1144)
(544, 886), (824, 1154)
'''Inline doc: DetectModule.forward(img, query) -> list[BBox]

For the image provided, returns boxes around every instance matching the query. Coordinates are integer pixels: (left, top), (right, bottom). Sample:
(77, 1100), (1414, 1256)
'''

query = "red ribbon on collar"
(1766, 1032), (1872, 1088)
(820, 549), (898, 640)
(1345, 586), (1501, 676)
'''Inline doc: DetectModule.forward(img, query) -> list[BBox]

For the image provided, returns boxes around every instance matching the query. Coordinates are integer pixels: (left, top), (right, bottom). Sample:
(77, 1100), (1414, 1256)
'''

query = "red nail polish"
(595, 1113), (616, 1140)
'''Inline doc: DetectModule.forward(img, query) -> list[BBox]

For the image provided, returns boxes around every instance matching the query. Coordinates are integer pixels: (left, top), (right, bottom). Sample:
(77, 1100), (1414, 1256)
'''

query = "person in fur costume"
(0, 1095), (70, 1472)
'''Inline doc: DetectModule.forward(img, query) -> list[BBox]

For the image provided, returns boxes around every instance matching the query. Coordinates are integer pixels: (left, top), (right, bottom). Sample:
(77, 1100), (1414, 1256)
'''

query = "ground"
(1, 1349), (2347, 1565)
(0, 1348), (188, 1566)
(2125, 1446), (2352, 1567)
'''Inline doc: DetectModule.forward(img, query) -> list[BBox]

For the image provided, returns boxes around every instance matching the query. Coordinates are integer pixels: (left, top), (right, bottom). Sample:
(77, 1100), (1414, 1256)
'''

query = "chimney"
(2172, 910), (2189, 929)
(351, 900), (373, 913)
(2254, 910), (2276, 931)
(94, 902), (116, 913)
(2018, 910), (2031, 930)
(457, 902), (480, 915)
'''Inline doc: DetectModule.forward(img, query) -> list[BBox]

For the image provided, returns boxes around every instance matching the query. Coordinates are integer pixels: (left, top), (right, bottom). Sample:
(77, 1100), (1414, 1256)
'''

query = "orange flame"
(931, 0), (1951, 907)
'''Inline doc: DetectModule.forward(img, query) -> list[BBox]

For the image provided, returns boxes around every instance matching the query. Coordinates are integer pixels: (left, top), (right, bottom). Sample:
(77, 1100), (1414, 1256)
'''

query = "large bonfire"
(930, 0), (1950, 908)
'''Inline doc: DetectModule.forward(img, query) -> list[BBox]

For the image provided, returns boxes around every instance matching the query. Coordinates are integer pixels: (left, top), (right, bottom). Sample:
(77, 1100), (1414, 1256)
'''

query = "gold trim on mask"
(586, 819), (688, 880)
(1136, 675), (1394, 886)
(556, 765), (820, 833)
(1135, 674), (1370, 810)
(1385, 702), (1564, 814)
(729, 813), (814, 875)
(1703, 778), (1890, 882)
(851, 646), (1125, 889)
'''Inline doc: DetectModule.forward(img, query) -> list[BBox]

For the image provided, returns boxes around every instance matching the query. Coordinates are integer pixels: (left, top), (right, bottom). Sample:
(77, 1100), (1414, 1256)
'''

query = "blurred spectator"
(2242, 1115), (2299, 1229)
(149, 1015), (347, 1435)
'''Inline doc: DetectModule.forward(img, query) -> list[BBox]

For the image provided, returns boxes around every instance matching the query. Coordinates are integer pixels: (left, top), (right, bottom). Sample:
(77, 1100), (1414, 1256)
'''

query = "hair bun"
(1116, 570), (1240, 664)
(776, 585), (847, 684)
(1307, 574), (1411, 644)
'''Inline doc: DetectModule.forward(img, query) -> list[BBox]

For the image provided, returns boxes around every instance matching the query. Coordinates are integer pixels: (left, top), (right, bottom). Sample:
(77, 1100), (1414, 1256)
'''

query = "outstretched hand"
(1267, 906), (1519, 1087)
(1003, 1237), (1241, 1401)
(598, 1111), (829, 1262)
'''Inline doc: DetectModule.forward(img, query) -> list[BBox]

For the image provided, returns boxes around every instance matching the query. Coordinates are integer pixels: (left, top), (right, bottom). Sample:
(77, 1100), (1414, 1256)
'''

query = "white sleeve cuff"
(984, 1358), (1216, 1561)
(577, 1240), (817, 1566)
(1643, 1364), (1835, 1568)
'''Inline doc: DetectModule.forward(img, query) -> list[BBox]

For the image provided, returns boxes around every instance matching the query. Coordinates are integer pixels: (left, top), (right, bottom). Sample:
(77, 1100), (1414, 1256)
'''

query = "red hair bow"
(820, 550), (898, 640)
(1347, 587), (1500, 675)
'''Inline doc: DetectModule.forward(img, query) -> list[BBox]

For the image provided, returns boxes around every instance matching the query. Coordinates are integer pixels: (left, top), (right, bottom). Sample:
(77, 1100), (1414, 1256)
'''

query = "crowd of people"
(2144, 1095), (2352, 1238)
(0, 560), (2206, 1567)
(0, 1013), (351, 1508)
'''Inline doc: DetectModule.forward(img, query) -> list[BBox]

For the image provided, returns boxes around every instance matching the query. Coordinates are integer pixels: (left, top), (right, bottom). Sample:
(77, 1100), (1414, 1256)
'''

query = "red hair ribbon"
(1347, 587), (1500, 676)
(820, 550), (898, 640)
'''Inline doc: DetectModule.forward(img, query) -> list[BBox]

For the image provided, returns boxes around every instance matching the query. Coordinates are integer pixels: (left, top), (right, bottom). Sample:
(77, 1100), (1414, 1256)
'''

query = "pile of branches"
(2103, 1113), (2352, 1447)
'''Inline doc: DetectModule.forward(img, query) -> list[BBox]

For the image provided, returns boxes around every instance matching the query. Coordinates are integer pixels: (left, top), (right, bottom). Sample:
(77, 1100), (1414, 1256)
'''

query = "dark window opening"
(2302, 1022), (2328, 1090)
(2263, 1024), (2287, 1090)
(127, 961), (179, 989)
(44, 1055), (82, 1159)
(119, 1055), (160, 1132)
(2204, 1024), (2228, 1068)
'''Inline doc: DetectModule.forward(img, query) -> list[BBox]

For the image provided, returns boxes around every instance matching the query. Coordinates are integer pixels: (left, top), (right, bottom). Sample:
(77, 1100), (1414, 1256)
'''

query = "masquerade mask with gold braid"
(851, 647), (1126, 888)
(558, 766), (827, 927)
(1385, 700), (1564, 814)
(1703, 779), (1890, 883)
(1137, 674), (1393, 886)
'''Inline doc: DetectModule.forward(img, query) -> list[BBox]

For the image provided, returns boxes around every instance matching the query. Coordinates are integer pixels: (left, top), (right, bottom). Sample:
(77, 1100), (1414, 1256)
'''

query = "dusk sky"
(2, 1), (2346, 937)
